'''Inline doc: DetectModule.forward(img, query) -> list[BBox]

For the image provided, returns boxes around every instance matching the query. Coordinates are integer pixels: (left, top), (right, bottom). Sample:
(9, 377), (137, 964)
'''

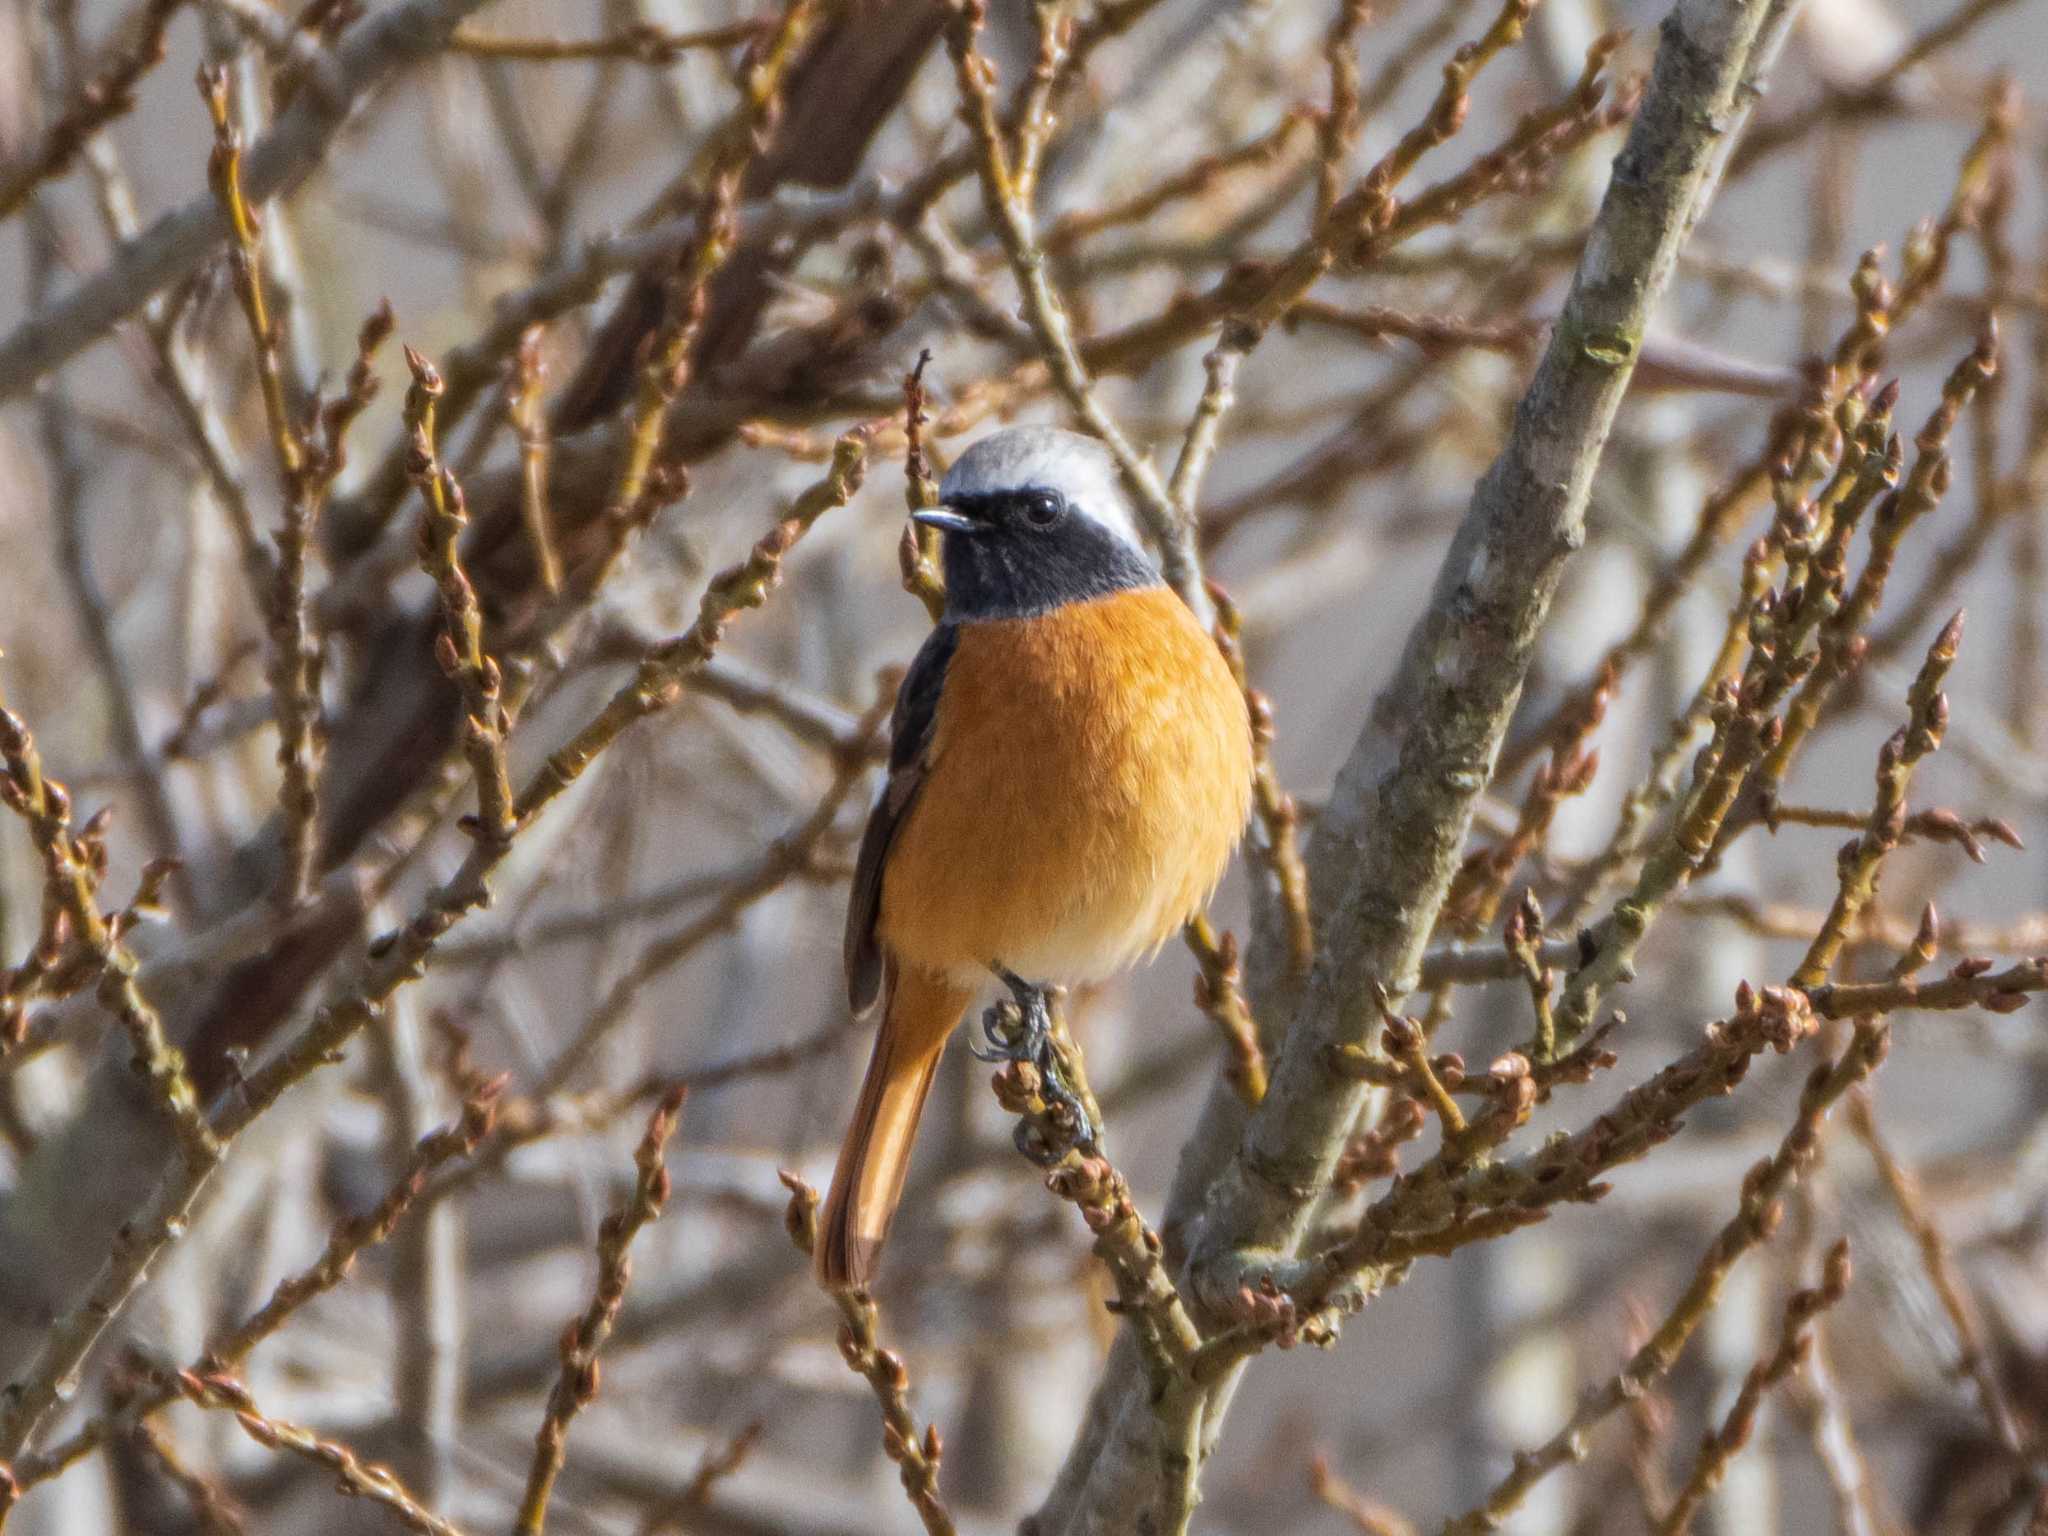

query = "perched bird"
(818, 426), (1254, 1289)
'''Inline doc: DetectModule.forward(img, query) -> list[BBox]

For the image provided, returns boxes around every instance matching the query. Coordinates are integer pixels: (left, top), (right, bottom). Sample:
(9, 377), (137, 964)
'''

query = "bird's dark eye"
(1022, 490), (1064, 528)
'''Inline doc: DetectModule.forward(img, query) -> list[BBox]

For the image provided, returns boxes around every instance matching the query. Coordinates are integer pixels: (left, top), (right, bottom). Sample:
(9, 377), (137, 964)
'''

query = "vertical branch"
(1653, 1240), (1854, 1535)
(607, 0), (816, 524)
(204, 66), (394, 904)
(508, 327), (561, 596)
(900, 350), (948, 622)
(405, 348), (516, 854)
(781, 1174), (956, 1536)
(203, 65), (315, 903)
(514, 1088), (686, 1535)
(1208, 584), (1313, 983)
(1037, 0), (1809, 1524)
(940, 0), (1206, 619)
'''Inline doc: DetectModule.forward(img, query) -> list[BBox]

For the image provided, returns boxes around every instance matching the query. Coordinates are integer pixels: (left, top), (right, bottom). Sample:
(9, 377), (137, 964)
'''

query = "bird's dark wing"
(845, 622), (958, 1014)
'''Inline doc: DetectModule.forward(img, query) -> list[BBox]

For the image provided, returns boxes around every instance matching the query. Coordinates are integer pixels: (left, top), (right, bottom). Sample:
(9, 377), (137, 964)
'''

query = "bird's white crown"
(939, 426), (1149, 556)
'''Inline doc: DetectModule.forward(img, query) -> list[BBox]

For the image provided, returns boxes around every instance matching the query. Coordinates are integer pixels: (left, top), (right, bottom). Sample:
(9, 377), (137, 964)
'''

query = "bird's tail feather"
(817, 968), (970, 1289)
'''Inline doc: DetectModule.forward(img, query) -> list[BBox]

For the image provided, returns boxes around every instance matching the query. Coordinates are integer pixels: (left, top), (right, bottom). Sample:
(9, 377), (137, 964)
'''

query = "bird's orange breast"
(878, 586), (1254, 987)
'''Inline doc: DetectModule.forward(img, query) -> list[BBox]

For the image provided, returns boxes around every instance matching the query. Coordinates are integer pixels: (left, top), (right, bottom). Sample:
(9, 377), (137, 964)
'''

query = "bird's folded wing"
(844, 620), (958, 1013)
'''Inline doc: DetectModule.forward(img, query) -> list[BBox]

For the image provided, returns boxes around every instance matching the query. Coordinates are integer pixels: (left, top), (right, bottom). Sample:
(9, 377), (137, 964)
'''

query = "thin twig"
(513, 1087), (687, 1535)
(781, 1175), (956, 1536)
(0, 0), (502, 395)
(172, 1371), (471, 1536)
(1654, 1240), (1853, 1534)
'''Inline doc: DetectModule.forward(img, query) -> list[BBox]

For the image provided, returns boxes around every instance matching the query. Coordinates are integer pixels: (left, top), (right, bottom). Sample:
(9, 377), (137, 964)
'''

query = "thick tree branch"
(1035, 0), (1804, 1529)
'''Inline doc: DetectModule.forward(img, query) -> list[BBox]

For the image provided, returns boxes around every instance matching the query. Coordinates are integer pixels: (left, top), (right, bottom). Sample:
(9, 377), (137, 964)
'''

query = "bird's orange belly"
(878, 587), (1253, 988)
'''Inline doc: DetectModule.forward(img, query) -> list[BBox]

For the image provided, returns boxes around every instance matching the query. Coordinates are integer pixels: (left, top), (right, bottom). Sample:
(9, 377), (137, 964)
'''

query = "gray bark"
(1034, 0), (1807, 1528)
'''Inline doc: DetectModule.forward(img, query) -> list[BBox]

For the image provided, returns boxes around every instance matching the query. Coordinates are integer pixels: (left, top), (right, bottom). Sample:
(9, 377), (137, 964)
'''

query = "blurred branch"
(1652, 1239), (1853, 1535)
(171, 1368), (470, 1536)
(3, 1079), (501, 1497)
(0, 0), (504, 396)
(513, 1087), (686, 1535)
(0, 0), (184, 221)
(1847, 1083), (2034, 1455)
(448, 18), (770, 61)
(1728, 0), (2025, 177)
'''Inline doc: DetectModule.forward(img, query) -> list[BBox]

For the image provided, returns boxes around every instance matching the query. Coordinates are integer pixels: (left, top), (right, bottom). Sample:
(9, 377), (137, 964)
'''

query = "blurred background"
(0, 0), (2045, 1529)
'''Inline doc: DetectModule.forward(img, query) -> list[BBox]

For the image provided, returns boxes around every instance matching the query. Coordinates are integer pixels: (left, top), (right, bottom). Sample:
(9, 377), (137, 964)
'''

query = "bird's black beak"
(911, 506), (978, 534)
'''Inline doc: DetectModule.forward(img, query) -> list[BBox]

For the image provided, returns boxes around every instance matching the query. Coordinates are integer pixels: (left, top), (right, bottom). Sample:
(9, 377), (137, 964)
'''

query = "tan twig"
(405, 346), (517, 855)
(1311, 1450), (1419, 1536)
(605, 0), (817, 531)
(1654, 1239), (1854, 1535)
(781, 1175), (956, 1536)
(638, 1422), (765, 1534)
(1185, 917), (1267, 1105)
(1043, 109), (1317, 252)
(508, 326), (561, 594)
(1443, 668), (1610, 938)
(128, 1416), (246, 1536)
(1167, 342), (1241, 530)
(447, 19), (769, 61)
(1442, 1019), (1890, 1535)
(172, 1370), (470, 1536)
(899, 350), (947, 622)
(1208, 582), (1312, 979)
(514, 1087), (687, 1536)
(1314, 0), (1373, 232)
(1791, 612), (1963, 988)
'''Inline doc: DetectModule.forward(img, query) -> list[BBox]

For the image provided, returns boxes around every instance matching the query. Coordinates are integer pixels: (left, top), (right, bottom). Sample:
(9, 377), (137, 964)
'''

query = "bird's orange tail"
(817, 968), (971, 1290)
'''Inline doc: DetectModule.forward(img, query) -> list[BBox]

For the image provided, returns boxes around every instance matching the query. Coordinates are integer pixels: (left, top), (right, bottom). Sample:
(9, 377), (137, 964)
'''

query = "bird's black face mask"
(915, 488), (1161, 620)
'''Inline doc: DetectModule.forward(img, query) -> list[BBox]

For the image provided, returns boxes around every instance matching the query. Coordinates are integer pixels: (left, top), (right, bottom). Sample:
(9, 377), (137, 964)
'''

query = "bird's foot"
(973, 967), (1102, 1157)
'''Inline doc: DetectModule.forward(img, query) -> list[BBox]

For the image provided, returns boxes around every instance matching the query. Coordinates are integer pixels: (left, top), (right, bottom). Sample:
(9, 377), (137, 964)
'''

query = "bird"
(817, 425), (1255, 1290)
